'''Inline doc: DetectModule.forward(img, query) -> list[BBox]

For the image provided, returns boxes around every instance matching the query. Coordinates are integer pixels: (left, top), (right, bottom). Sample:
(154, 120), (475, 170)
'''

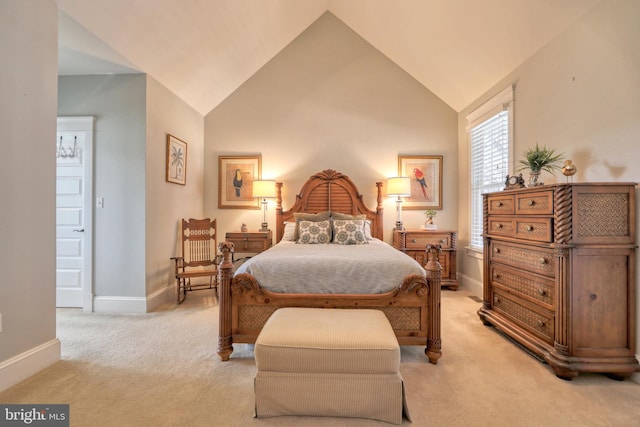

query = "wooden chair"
(171, 218), (220, 304)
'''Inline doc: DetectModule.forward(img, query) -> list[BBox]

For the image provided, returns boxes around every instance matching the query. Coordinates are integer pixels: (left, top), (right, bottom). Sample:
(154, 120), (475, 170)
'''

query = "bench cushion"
(255, 307), (400, 374)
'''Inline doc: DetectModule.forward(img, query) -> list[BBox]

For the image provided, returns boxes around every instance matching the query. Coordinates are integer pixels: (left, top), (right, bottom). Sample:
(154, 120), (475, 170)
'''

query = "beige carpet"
(1, 289), (639, 426)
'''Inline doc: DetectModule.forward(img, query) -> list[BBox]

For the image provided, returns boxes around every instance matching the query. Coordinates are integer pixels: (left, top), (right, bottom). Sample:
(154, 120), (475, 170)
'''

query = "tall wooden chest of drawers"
(393, 229), (458, 290)
(478, 183), (638, 379)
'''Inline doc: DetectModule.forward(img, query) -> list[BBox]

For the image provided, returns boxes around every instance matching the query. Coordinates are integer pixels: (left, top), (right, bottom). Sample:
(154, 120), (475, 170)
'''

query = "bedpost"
(217, 241), (235, 361)
(275, 182), (284, 243)
(375, 181), (384, 240)
(425, 244), (442, 364)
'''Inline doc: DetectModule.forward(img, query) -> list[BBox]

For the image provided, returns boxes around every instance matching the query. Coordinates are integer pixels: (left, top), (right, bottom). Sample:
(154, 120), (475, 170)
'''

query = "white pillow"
(281, 221), (296, 241)
(364, 220), (373, 240)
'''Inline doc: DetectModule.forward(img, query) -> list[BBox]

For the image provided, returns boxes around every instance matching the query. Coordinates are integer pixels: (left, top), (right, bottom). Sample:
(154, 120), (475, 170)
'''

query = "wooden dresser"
(478, 183), (638, 379)
(393, 229), (458, 290)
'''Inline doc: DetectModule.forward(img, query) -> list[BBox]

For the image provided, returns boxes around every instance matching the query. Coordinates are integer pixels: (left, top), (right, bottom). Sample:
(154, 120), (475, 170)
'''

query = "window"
(467, 86), (513, 251)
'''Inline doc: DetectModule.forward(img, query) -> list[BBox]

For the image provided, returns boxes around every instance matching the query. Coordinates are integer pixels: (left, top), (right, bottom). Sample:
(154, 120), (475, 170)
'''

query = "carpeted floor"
(1, 289), (639, 426)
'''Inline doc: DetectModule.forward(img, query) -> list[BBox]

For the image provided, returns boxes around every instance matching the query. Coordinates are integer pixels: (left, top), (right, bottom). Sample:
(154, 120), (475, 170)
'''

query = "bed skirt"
(255, 371), (410, 424)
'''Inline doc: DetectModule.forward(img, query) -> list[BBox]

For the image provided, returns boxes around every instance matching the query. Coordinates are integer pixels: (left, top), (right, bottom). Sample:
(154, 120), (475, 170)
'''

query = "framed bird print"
(218, 155), (262, 209)
(398, 155), (443, 210)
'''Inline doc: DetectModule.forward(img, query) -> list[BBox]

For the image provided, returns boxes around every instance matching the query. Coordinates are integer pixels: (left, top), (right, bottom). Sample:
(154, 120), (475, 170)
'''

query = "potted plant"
(423, 210), (438, 230)
(515, 143), (564, 186)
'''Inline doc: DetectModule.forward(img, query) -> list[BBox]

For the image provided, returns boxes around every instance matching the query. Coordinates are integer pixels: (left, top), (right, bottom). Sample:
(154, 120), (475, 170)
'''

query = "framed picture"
(218, 155), (262, 209)
(166, 134), (187, 185)
(398, 155), (443, 210)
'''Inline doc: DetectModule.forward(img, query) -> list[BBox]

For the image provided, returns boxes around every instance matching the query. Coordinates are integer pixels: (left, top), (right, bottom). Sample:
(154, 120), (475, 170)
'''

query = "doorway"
(56, 116), (94, 311)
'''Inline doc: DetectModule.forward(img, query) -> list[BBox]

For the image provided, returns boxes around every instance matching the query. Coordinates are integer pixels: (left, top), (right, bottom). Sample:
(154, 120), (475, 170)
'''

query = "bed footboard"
(217, 242), (442, 364)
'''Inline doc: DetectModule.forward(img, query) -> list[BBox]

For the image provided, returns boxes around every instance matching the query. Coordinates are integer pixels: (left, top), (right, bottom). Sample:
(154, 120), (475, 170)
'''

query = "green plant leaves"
(515, 143), (564, 174)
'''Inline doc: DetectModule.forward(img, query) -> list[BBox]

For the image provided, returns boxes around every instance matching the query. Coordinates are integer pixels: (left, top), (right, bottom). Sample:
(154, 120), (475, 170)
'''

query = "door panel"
(56, 117), (93, 310)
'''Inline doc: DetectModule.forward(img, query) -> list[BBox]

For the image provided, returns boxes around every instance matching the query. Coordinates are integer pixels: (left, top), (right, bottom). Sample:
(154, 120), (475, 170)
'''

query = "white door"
(56, 117), (94, 310)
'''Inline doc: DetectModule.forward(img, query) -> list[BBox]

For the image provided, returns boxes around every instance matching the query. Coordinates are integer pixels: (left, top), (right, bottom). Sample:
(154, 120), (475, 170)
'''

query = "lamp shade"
(253, 180), (276, 198)
(386, 177), (411, 197)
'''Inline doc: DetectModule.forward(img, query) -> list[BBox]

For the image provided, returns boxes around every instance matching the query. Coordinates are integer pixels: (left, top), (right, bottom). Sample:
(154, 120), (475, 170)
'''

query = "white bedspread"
(234, 239), (426, 294)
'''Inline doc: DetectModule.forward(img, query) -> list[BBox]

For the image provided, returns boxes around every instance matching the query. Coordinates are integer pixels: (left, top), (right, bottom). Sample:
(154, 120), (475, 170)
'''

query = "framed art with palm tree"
(166, 134), (187, 185)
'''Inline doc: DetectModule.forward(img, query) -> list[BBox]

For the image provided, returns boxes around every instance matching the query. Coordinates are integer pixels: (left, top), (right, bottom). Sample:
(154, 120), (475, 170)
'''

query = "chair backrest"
(180, 218), (217, 268)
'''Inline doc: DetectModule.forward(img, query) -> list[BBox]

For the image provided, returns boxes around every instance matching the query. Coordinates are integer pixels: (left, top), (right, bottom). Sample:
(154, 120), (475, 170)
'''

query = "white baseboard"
(0, 339), (61, 393)
(92, 286), (174, 313)
(83, 292), (94, 313)
(93, 296), (148, 313)
(458, 272), (483, 298)
(146, 285), (174, 312)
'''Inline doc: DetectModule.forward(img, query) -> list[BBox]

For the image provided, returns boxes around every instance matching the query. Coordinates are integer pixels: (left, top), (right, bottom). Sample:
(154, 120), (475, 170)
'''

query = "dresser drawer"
(404, 232), (452, 249)
(514, 217), (552, 242)
(226, 231), (272, 254)
(515, 191), (554, 215)
(490, 241), (555, 277)
(487, 218), (516, 237)
(492, 289), (554, 344)
(487, 194), (515, 215)
(490, 264), (554, 310)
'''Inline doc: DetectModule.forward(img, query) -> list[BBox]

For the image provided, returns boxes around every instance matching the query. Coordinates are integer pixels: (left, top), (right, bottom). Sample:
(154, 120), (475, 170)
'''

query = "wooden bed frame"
(217, 169), (442, 363)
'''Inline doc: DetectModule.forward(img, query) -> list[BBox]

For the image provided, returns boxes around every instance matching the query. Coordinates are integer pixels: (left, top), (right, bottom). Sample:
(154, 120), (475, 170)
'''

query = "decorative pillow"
(297, 220), (332, 244)
(363, 220), (373, 240)
(332, 219), (368, 245)
(293, 211), (331, 222)
(293, 212), (331, 240)
(330, 212), (367, 221)
(281, 221), (296, 241)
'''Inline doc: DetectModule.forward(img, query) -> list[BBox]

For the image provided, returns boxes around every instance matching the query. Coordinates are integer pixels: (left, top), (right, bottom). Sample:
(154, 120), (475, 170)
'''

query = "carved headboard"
(275, 169), (384, 242)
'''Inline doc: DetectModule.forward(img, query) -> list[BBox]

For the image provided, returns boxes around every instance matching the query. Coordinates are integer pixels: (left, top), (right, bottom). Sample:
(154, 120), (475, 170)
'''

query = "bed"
(217, 169), (442, 363)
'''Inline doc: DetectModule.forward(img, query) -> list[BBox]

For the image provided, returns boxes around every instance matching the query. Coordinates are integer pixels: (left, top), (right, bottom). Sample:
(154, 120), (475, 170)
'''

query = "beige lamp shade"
(253, 180), (276, 198)
(386, 177), (411, 197)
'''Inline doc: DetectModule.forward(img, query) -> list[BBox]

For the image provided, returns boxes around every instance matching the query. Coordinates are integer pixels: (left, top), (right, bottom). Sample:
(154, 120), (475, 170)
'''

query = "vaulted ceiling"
(55, 0), (603, 115)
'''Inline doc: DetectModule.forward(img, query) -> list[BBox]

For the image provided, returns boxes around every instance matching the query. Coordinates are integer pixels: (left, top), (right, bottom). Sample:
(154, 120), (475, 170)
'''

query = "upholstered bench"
(254, 307), (410, 424)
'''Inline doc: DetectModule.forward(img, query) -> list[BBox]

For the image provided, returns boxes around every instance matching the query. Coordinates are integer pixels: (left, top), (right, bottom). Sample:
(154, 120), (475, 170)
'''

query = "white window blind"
(467, 86), (513, 251)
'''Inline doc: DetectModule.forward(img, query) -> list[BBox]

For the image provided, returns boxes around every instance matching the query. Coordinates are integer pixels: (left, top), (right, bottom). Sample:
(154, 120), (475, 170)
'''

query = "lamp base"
(394, 221), (404, 231)
(260, 223), (269, 232)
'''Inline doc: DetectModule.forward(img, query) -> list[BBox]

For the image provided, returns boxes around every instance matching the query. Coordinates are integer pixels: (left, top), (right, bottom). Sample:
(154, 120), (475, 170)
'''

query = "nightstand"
(225, 230), (273, 258)
(392, 229), (458, 290)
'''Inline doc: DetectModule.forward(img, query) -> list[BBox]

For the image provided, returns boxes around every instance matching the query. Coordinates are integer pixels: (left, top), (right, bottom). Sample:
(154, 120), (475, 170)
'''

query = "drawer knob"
(528, 200), (535, 206)
(526, 225), (533, 232)
(537, 320), (545, 328)
(539, 257), (547, 264)
(493, 273), (500, 280)
(411, 239), (417, 243)
(537, 289), (546, 296)
(441, 239), (447, 243)
(496, 201), (503, 207)
(493, 296), (500, 304)
(494, 247), (501, 254)
(496, 223), (503, 229)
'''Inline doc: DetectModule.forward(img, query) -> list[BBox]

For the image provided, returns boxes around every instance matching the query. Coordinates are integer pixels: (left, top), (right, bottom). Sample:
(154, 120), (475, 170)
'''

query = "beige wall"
(145, 76), (205, 306)
(457, 0), (640, 351)
(204, 12), (458, 242)
(0, 0), (59, 389)
(59, 75), (147, 308)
